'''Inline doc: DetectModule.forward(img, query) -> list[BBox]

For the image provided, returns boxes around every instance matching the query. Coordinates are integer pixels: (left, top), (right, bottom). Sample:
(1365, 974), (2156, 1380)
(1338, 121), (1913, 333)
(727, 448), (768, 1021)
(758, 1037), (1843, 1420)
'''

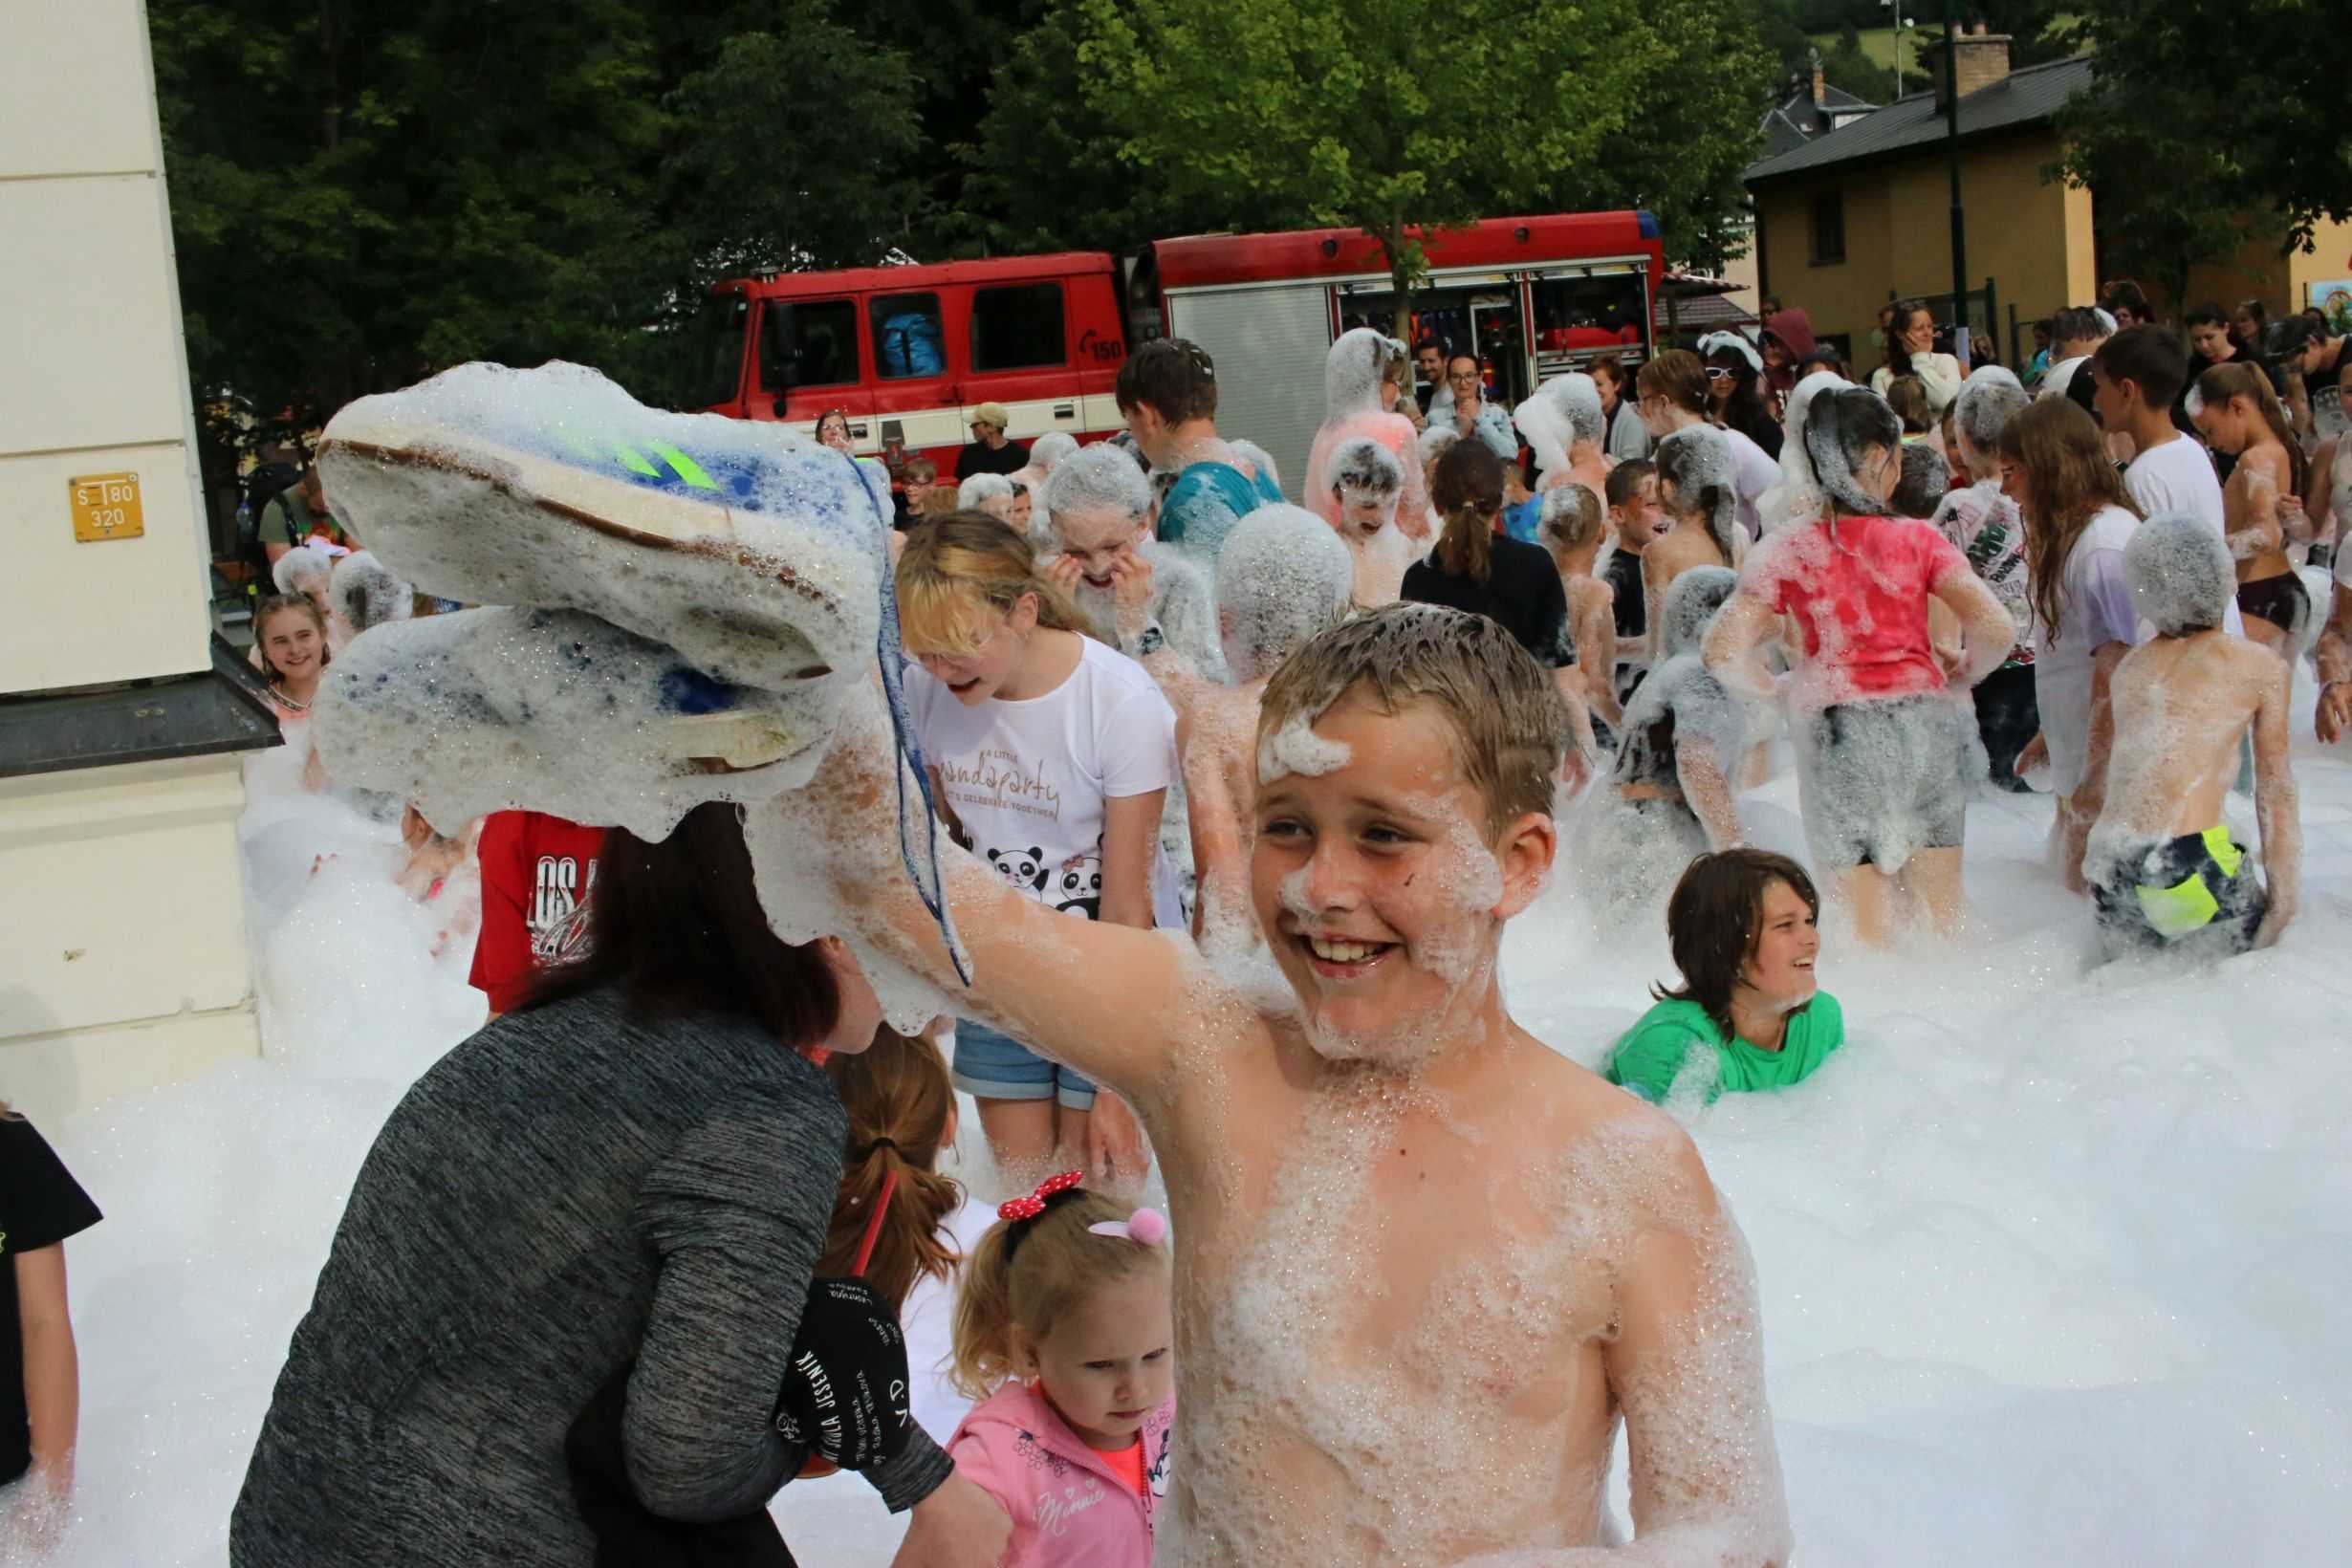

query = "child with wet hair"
(1305, 329), (1432, 551)
(1512, 371), (1613, 500)
(1890, 442), (1949, 519)
(2084, 512), (2299, 959)
(819, 1029), (965, 1318)
(1928, 369), (2038, 787)
(1538, 482), (1622, 729)
(1644, 424), (1744, 666)
(1605, 848), (1842, 1105)
(947, 1176), (1174, 1567)
(2189, 360), (2312, 653)
(1602, 458), (1664, 665)
(1037, 442), (1223, 679)
(1324, 435), (1411, 606)
(1404, 439), (1572, 668)
(793, 599), (1792, 1566)
(1706, 385), (2014, 945)
(957, 472), (1021, 529)
(1606, 565), (1749, 855)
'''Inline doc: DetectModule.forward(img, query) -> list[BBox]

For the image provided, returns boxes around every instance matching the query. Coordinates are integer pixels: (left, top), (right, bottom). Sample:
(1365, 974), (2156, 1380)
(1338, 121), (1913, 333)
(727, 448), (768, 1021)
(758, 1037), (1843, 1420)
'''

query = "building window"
(1810, 192), (1846, 265)
(971, 283), (1068, 372)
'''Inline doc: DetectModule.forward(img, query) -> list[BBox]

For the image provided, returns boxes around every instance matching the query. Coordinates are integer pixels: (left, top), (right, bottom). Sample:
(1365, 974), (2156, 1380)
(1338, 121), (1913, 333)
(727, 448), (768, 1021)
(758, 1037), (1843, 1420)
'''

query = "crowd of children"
(15, 288), (2340, 1565)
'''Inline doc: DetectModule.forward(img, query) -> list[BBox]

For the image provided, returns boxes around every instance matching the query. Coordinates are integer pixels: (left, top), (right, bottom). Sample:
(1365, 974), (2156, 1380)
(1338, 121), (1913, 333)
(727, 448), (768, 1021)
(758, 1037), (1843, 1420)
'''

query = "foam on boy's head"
(1656, 424), (1738, 554)
(273, 545), (334, 596)
(1540, 372), (1606, 446)
(1658, 565), (1740, 659)
(1325, 327), (1407, 414)
(2125, 512), (2236, 636)
(1331, 437), (1403, 496)
(1419, 424), (1462, 468)
(1216, 504), (1354, 682)
(1027, 430), (1079, 473)
(1257, 602), (1567, 838)
(1040, 443), (1150, 545)
(1952, 367), (2028, 471)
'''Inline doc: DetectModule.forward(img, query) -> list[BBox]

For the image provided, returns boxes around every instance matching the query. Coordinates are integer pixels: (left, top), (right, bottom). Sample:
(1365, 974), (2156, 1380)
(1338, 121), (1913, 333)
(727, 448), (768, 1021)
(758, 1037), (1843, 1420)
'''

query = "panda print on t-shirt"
(986, 846), (1049, 894)
(1054, 851), (1103, 919)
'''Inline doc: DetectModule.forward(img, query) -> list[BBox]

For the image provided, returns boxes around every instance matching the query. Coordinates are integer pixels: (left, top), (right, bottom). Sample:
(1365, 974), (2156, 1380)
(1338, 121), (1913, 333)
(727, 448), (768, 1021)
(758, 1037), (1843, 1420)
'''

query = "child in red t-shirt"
(468, 810), (607, 1013)
(1706, 385), (2014, 944)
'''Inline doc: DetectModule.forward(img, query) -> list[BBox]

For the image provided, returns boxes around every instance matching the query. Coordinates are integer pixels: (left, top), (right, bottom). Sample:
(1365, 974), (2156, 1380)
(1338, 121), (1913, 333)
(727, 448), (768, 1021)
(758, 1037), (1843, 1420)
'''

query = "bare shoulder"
(1522, 1040), (1722, 1227)
(1570, 575), (1615, 613)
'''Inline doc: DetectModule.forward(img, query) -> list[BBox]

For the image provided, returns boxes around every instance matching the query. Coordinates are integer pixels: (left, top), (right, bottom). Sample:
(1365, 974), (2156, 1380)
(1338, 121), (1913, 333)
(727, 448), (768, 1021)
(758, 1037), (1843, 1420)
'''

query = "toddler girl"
(947, 1174), (1174, 1567)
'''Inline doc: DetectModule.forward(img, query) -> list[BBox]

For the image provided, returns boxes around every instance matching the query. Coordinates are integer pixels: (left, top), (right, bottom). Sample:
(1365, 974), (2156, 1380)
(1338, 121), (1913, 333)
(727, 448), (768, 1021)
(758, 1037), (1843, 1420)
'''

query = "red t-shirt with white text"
(468, 811), (607, 1013)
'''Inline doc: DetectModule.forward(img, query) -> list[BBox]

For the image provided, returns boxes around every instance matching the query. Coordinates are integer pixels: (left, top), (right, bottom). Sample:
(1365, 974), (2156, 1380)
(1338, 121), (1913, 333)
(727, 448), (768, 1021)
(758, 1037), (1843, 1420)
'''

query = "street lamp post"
(1941, 0), (1968, 348)
(1879, 0), (1906, 98)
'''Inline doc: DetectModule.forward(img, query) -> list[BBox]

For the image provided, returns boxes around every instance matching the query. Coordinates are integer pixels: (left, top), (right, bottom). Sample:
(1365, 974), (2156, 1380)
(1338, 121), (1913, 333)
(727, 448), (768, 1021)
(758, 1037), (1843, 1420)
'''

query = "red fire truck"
(685, 210), (1664, 501)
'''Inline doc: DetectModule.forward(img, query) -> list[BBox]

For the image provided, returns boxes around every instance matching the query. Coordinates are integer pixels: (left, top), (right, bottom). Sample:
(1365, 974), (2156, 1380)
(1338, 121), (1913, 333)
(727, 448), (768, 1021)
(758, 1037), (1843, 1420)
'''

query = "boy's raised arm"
(772, 690), (1216, 1103)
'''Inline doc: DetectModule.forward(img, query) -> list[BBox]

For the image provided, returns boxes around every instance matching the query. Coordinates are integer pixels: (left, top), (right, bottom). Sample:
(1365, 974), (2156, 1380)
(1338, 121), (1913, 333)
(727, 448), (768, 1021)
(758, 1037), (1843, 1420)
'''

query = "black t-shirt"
(1401, 534), (1569, 666)
(1, 1117), (101, 1485)
(953, 439), (1029, 481)
(1604, 547), (1647, 642)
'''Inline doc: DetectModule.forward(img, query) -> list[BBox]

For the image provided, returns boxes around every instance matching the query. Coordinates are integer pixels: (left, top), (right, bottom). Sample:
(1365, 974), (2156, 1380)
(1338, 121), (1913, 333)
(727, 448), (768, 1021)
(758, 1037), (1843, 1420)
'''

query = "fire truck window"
(759, 299), (860, 392)
(971, 283), (1067, 372)
(1531, 274), (1648, 355)
(683, 293), (750, 408)
(871, 293), (947, 380)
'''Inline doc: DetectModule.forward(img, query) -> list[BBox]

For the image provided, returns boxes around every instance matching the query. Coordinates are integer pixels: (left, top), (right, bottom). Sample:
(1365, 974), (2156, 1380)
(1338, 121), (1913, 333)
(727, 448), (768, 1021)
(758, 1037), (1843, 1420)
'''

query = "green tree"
(150, 0), (933, 493)
(1072, 0), (1770, 335)
(2058, 0), (2352, 260)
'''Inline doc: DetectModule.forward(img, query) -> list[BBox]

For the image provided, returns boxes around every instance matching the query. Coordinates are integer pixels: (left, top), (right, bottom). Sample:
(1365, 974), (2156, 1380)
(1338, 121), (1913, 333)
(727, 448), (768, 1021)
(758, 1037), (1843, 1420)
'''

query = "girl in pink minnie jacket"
(947, 1173), (1174, 1567)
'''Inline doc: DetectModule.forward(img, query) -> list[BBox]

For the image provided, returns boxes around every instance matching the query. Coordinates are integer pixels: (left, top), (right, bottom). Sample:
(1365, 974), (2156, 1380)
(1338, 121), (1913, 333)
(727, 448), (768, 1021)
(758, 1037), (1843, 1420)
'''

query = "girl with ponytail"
(946, 1174), (1174, 1567)
(2191, 361), (2313, 651)
(818, 1030), (964, 1311)
(1400, 437), (1570, 665)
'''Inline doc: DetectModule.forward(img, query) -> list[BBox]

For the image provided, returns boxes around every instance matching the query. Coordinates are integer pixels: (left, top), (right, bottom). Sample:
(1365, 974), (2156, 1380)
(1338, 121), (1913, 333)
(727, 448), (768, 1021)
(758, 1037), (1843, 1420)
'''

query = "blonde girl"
(253, 593), (331, 720)
(947, 1175), (1173, 1567)
(898, 517), (1176, 1193)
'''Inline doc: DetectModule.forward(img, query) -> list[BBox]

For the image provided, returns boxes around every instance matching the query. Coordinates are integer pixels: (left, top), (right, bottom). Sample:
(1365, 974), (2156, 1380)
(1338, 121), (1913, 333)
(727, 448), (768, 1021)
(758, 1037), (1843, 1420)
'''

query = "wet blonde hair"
(948, 1187), (1168, 1400)
(1257, 601), (1568, 839)
(819, 1030), (963, 1311)
(1539, 483), (1604, 555)
(895, 513), (1099, 654)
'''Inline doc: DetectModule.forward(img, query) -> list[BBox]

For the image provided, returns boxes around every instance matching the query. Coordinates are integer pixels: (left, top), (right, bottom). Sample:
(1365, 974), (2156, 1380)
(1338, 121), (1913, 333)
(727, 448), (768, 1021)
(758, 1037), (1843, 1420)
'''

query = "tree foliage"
(1071, 0), (1771, 330)
(2058, 0), (2352, 264)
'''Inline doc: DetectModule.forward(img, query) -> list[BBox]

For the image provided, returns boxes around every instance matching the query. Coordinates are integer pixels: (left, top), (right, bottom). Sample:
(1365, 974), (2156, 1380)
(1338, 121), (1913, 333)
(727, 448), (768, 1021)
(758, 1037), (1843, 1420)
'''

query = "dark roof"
(1655, 292), (1759, 333)
(1744, 54), (2094, 187)
(1757, 77), (1879, 162)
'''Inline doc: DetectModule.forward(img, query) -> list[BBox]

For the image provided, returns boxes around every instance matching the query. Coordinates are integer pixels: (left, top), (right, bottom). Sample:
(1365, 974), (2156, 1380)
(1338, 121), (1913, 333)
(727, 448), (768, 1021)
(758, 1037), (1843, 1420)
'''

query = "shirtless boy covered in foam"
(772, 604), (1790, 1568)
(2083, 512), (2300, 959)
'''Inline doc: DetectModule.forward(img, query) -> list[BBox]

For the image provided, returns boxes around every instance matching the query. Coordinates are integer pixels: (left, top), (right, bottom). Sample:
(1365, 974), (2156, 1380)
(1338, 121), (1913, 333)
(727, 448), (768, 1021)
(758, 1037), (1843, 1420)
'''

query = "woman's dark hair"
(518, 801), (840, 1051)
(1430, 435), (1504, 582)
(1796, 346), (1846, 381)
(1704, 345), (1782, 456)
(1883, 299), (1930, 380)
(1654, 849), (1819, 1042)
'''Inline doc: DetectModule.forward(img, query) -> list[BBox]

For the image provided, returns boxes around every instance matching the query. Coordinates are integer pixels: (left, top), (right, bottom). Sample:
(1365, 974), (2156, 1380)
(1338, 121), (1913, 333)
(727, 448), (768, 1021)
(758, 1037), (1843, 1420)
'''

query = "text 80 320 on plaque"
(70, 473), (145, 542)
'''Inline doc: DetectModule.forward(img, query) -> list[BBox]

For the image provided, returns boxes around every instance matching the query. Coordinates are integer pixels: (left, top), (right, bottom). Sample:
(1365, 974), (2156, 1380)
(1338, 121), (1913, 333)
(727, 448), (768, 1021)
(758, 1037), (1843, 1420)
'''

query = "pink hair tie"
(1089, 1208), (1167, 1247)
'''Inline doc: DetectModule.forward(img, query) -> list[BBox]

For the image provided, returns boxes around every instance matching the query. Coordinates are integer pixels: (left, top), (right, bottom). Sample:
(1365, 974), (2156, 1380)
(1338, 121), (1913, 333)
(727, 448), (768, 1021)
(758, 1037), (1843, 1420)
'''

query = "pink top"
(1745, 514), (1969, 700)
(947, 1382), (1174, 1568)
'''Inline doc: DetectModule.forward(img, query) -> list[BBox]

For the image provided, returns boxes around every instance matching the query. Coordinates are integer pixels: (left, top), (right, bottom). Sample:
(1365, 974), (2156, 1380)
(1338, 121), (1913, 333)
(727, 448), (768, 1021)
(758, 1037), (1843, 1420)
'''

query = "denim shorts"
(951, 1020), (1098, 1111)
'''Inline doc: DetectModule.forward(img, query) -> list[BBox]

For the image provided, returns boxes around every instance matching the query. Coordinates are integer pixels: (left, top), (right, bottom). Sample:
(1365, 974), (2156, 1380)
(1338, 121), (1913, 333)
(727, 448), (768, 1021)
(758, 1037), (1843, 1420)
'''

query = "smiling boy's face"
(1251, 689), (1551, 1065)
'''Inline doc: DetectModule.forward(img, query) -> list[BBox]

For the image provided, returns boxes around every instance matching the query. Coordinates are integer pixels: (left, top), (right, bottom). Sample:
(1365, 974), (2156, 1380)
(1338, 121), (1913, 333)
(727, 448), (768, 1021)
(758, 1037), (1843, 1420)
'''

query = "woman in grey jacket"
(230, 802), (1006, 1567)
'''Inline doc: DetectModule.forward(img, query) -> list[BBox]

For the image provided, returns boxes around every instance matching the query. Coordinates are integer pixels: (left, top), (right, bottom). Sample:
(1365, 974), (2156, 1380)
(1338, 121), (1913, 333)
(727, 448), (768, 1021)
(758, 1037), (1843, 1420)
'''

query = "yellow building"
(1745, 33), (2352, 368)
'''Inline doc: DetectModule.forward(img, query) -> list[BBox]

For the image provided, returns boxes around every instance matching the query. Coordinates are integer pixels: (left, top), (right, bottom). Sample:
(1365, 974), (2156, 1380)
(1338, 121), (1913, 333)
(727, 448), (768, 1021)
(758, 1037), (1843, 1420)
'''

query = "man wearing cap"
(955, 402), (1030, 482)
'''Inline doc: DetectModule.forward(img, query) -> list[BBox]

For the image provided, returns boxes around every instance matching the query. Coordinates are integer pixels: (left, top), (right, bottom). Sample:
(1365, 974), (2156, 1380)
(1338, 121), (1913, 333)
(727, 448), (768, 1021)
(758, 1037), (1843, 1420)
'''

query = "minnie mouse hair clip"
(997, 1170), (1084, 1224)
(1089, 1208), (1168, 1247)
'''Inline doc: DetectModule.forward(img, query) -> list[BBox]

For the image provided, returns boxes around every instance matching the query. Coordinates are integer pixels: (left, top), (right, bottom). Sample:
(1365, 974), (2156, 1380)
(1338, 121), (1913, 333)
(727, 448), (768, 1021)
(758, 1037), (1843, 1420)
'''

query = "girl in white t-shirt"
(897, 516), (1177, 1193)
(1998, 400), (2148, 890)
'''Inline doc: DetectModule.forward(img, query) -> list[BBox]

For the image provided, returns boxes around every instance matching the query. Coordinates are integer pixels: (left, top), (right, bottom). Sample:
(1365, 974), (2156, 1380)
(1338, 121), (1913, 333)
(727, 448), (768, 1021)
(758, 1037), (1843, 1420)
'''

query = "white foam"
(1256, 715), (1353, 786)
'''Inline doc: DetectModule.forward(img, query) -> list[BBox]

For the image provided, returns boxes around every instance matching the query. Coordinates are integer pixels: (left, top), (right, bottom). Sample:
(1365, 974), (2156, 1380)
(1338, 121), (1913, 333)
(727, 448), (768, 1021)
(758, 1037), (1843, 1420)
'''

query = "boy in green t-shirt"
(1607, 849), (1844, 1104)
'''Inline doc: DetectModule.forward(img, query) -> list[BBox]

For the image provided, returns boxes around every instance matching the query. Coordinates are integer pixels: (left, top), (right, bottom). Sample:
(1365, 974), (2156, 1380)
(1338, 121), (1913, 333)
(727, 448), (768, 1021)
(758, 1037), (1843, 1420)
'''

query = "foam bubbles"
(1215, 504), (1354, 682)
(328, 551), (413, 642)
(1039, 441), (1150, 534)
(1257, 715), (1353, 786)
(2125, 511), (2237, 636)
